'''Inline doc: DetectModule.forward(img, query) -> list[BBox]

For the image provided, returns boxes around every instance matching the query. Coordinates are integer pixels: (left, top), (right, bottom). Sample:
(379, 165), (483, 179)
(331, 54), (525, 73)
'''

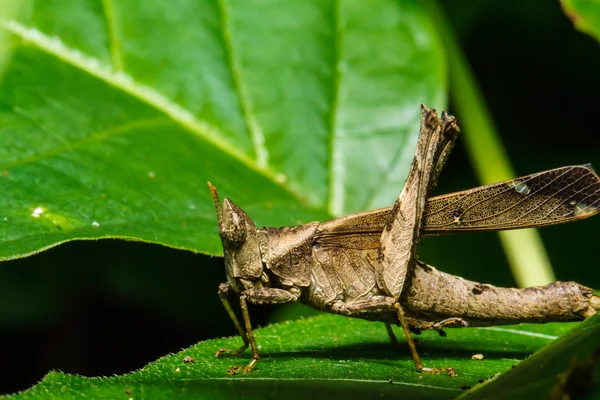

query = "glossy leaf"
(5, 313), (598, 399)
(459, 313), (600, 399)
(0, 0), (446, 261)
(562, 0), (600, 42)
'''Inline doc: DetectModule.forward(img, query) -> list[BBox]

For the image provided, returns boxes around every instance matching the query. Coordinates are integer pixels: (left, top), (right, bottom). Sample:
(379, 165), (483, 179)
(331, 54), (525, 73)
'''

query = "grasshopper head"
(208, 183), (264, 292)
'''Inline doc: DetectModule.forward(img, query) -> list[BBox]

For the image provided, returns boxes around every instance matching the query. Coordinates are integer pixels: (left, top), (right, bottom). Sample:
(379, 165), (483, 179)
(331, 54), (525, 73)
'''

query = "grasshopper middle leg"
(331, 296), (462, 375)
(395, 303), (458, 376)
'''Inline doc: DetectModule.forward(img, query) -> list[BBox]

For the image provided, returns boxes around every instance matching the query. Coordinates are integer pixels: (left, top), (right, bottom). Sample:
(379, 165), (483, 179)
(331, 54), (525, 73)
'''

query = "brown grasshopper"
(208, 105), (600, 376)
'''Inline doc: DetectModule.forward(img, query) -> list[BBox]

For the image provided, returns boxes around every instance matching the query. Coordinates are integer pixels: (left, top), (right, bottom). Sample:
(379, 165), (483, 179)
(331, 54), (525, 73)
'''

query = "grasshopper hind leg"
(395, 303), (458, 377)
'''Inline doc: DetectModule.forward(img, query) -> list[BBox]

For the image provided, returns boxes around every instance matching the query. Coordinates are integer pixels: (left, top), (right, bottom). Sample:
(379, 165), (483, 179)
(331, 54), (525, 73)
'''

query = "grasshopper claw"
(226, 358), (258, 375)
(227, 365), (243, 375)
(215, 344), (248, 358)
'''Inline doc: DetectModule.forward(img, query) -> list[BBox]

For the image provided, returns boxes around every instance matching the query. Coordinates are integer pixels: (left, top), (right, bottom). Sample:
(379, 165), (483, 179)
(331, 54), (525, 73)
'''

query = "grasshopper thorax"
(208, 183), (266, 293)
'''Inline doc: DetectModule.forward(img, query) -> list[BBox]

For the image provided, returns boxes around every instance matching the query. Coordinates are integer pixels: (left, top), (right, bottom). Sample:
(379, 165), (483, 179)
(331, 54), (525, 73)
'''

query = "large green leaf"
(459, 314), (600, 399)
(562, 0), (600, 42)
(0, 0), (446, 261)
(5, 314), (598, 399)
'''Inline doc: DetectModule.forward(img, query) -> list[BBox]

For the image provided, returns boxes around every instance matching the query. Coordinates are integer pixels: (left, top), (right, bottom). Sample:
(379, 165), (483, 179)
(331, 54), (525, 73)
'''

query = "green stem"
(425, 0), (556, 287)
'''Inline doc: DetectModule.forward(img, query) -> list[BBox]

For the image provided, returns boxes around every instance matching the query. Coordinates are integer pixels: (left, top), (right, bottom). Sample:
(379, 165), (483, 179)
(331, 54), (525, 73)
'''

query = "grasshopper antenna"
(207, 182), (221, 221)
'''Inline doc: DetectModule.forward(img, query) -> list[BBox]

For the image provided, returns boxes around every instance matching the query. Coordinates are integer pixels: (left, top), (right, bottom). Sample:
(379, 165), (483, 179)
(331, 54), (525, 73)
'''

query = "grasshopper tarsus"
(244, 358), (259, 373)
(226, 358), (258, 375)
(215, 344), (248, 358)
(226, 366), (240, 375)
(432, 317), (469, 337)
(437, 317), (468, 328)
(419, 366), (457, 377)
(227, 365), (244, 375)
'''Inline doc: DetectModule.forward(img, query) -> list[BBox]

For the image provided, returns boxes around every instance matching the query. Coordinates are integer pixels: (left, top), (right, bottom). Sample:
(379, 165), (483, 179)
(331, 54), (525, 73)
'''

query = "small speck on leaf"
(472, 353), (484, 360)
(275, 173), (287, 183)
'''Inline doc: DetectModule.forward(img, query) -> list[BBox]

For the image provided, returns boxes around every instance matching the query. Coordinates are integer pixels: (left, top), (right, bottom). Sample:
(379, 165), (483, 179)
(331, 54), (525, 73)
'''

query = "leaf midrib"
(135, 376), (462, 391)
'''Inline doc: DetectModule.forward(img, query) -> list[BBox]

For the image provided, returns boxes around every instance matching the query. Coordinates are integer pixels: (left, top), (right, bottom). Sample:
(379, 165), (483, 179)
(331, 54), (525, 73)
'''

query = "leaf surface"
(5, 314), (598, 400)
(562, 0), (600, 42)
(0, 0), (446, 260)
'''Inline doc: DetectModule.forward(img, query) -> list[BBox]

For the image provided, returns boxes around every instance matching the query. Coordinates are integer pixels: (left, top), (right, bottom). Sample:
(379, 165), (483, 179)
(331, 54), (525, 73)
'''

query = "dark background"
(1, 1), (599, 394)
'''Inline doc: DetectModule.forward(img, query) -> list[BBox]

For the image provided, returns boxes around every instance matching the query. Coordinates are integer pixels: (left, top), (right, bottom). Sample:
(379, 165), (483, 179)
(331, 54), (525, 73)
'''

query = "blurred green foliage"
(0, 0), (598, 398)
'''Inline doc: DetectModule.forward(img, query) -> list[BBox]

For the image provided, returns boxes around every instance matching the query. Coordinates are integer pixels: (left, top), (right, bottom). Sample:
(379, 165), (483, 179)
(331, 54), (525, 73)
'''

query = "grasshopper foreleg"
(217, 284), (298, 374)
(215, 283), (250, 360)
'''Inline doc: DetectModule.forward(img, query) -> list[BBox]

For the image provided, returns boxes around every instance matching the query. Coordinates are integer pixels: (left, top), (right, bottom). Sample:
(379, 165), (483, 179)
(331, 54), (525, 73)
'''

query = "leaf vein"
(0, 118), (171, 171)
(205, 376), (459, 391)
(476, 327), (558, 340)
(216, 0), (269, 168)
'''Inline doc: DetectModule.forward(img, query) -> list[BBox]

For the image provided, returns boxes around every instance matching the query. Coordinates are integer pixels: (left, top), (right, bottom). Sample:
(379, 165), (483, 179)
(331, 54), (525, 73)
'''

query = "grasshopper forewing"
(424, 164), (600, 232)
(316, 165), (600, 238)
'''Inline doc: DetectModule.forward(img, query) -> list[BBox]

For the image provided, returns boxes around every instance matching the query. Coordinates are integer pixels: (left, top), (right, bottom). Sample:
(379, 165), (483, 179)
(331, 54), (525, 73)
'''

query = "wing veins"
(457, 168), (575, 224)
(424, 168), (552, 222)
(425, 166), (600, 230)
(463, 169), (589, 225)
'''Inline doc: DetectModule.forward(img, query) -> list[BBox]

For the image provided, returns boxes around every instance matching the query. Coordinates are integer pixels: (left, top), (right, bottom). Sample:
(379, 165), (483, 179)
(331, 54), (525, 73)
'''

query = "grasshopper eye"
(222, 211), (247, 245)
(219, 198), (247, 246)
